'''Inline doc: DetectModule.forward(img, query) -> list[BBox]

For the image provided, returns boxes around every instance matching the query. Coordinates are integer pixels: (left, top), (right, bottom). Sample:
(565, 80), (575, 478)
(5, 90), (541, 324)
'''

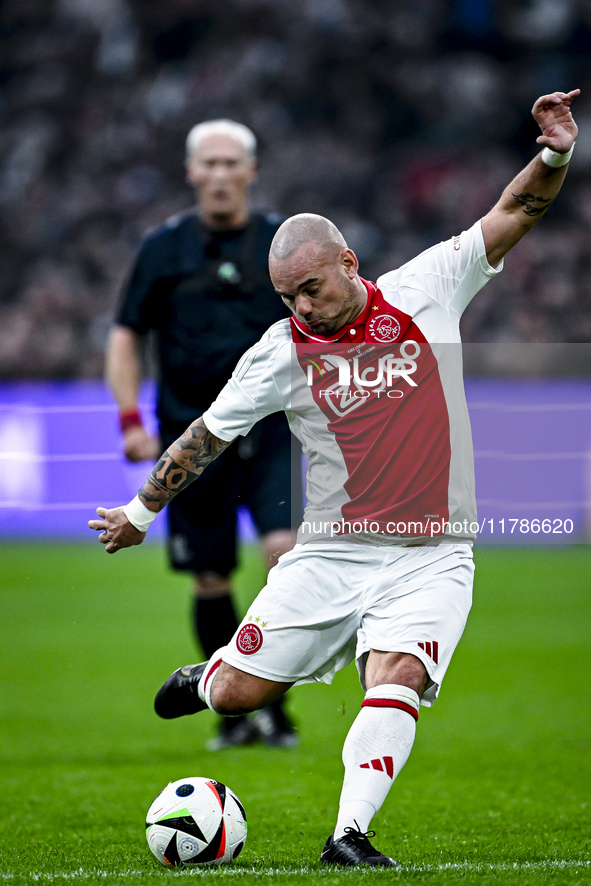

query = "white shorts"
(222, 541), (474, 706)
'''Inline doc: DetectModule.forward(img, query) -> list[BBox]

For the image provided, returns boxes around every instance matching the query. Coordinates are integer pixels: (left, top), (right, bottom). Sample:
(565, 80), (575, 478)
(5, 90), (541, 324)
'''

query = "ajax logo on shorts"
(236, 623), (263, 655)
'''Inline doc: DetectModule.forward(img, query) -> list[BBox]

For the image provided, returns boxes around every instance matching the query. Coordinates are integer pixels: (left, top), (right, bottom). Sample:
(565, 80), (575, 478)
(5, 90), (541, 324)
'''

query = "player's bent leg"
(210, 662), (292, 716)
(191, 573), (260, 749)
(154, 654), (291, 720)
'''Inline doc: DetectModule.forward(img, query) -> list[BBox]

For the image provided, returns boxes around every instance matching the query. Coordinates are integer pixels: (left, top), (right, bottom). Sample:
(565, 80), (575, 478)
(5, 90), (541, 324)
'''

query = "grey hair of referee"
(185, 119), (257, 161)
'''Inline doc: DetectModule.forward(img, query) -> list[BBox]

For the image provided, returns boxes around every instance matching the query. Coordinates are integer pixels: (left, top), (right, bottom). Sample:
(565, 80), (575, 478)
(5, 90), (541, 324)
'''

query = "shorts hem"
(221, 652), (298, 684)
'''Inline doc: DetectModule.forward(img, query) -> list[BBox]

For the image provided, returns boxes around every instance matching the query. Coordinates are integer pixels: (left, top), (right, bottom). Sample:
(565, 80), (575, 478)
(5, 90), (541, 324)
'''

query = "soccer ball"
(145, 777), (247, 867)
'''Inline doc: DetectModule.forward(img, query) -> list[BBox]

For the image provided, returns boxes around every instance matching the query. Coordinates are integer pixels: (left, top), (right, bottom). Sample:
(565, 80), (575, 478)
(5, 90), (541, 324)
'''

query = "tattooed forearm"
(511, 192), (552, 217)
(174, 418), (233, 471)
(138, 417), (232, 509)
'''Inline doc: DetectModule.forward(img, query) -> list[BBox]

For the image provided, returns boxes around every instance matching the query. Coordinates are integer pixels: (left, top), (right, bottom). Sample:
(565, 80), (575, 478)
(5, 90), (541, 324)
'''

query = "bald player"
(91, 91), (579, 866)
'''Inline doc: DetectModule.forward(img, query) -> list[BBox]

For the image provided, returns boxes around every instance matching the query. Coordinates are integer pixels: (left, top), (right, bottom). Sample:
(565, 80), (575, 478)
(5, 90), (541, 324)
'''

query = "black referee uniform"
(117, 209), (299, 578)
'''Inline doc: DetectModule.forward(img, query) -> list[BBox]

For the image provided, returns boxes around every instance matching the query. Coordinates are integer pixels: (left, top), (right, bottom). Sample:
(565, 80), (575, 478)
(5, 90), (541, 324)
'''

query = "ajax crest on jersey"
(146, 777), (247, 866)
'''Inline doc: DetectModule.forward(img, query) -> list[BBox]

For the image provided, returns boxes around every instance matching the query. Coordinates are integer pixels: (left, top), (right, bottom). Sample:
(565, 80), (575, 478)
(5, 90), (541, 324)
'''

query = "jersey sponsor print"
(289, 279), (452, 540)
(292, 317), (451, 535)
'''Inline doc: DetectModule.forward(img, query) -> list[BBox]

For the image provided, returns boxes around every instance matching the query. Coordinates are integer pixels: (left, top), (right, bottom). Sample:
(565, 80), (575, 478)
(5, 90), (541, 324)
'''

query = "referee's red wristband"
(119, 409), (143, 433)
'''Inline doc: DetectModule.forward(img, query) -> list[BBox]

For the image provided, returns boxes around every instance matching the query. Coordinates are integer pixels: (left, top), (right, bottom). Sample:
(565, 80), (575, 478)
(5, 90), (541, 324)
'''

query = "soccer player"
(90, 91), (579, 866)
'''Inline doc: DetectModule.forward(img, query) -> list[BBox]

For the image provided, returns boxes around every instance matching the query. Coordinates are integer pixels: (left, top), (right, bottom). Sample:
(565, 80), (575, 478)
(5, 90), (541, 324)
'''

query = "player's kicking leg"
(154, 654), (290, 720)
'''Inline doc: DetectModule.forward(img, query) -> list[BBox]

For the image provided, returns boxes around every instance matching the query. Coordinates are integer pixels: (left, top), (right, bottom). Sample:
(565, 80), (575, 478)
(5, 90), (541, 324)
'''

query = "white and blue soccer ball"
(146, 777), (247, 867)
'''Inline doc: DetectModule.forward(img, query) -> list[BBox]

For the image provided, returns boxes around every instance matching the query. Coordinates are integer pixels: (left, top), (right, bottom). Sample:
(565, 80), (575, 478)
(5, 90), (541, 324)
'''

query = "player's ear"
(340, 248), (359, 278)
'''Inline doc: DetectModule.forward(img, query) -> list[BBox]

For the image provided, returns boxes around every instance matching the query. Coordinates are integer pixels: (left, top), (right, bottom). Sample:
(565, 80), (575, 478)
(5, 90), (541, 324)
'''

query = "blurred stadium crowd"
(1, 0), (591, 379)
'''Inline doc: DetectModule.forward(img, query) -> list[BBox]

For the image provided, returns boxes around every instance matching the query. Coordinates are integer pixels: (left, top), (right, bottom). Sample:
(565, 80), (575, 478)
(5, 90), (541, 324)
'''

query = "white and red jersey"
(203, 220), (502, 544)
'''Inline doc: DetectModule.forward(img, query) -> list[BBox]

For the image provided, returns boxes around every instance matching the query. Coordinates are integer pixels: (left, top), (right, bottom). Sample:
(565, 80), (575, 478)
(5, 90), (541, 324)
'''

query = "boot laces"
(343, 824), (379, 856)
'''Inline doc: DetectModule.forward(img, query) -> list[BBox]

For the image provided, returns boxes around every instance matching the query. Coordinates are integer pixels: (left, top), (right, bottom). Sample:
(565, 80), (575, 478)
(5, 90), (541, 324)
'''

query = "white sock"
(197, 647), (226, 712)
(333, 684), (419, 840)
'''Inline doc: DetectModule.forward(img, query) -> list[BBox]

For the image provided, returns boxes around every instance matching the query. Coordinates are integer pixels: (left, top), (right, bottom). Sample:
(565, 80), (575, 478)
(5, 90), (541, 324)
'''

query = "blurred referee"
(105, 120), (299, 749)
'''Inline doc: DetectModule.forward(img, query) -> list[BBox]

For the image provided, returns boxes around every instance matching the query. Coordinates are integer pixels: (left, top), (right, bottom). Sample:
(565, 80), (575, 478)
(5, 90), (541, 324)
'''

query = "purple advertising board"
(466, 378), (590, 545)
(0, 378), (589, 543)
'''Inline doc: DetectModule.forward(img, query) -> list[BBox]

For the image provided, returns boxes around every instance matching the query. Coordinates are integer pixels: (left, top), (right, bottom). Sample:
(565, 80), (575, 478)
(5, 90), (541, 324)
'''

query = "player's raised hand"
(88, 506), (146, 553)
(533, 90), (580, 153)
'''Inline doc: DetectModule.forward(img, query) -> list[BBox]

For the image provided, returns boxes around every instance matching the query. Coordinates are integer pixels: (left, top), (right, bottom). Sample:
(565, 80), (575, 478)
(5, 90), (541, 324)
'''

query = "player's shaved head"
(270, 214), (347, 262)
(269, 213), (366, 336)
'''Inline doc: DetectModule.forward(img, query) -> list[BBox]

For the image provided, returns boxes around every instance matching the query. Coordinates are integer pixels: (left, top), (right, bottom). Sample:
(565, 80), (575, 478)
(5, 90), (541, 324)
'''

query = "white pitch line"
(409, 859), (591, 872)
(1, 859), (589, 879)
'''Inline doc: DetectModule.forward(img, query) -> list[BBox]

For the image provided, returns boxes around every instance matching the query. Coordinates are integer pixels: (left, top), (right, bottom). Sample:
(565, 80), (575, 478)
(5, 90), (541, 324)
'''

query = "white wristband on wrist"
(123, 494), (157, 533)
(541, 143), (575, 167)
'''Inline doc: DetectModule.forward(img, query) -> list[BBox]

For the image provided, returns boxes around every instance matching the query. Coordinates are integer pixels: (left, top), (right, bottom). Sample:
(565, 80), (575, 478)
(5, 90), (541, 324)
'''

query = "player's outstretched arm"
(482, 89), (579, 268)
(88, 417), (233, 553)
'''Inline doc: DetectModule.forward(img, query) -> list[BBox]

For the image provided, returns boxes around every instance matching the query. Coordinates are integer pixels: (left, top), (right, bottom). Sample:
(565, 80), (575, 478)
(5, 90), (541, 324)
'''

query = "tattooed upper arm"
(139, 418), (233, 509)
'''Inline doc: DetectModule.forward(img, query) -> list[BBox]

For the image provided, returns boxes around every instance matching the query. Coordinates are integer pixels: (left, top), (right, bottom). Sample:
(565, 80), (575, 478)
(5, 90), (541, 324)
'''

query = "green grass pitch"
(1, 541), (590, 884)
